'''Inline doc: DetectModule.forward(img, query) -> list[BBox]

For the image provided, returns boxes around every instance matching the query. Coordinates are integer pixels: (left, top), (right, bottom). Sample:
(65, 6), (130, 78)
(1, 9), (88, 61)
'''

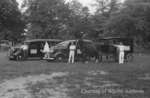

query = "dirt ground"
(0, 52), (150, 98)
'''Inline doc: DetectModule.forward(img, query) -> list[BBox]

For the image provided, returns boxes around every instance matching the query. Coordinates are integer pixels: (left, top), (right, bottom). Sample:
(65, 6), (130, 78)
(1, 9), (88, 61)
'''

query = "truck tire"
(56, 54), (65, 62)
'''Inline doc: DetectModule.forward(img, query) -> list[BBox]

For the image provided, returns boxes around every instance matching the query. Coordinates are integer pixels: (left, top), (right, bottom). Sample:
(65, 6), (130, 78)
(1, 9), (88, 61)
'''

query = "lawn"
(0, 52), (150, 98)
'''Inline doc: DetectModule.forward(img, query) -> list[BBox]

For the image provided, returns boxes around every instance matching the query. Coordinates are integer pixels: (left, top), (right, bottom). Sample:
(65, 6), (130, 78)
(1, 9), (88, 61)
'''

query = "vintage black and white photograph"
(0, 0), (149, 98)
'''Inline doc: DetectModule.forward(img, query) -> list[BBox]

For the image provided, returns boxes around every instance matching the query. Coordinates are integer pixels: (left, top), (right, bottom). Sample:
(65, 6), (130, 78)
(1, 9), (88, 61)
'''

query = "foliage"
(0, 0), (25, 42)
(24, 0), (71, 39)
(87, 0), (121, 38)
(22, 0), (150, 46)
(93, 0), (121, 17)
(104, 0), (150, 44)
(23, 0), (122, 40)
(23, 0), (95, 39)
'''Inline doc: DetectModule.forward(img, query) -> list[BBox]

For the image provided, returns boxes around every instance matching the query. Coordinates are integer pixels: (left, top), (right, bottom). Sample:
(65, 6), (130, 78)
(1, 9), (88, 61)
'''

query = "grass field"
(0, 52), (150, 98)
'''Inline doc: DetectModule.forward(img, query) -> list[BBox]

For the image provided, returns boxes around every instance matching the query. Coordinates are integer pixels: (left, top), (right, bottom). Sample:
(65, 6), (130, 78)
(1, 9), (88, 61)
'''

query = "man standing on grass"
(21, 42), (28, 59)
(114, 42), (130, 64)
(68, 42), (76, 63)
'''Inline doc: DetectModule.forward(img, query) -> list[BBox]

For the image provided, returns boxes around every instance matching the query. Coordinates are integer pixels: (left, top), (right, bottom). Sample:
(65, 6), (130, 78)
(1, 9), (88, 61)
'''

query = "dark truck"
(48, 39), (99, 62)
(8, 39), (62, 60)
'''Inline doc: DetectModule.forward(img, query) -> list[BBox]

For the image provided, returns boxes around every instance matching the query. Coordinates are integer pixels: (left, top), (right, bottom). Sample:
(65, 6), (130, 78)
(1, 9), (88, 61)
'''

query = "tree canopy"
(0, 0), (25, 42)
(23, 0), (95, 39)
(1, 0), (150, 46)
(104, 0), (150, 44)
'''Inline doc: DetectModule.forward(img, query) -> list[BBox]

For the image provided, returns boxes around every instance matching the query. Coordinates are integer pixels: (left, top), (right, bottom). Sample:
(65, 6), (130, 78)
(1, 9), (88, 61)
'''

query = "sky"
(77, 0), (95, 6)
(16, 0), (24, 9)
(16, 0), (95, 8)
(16, 0), (125, 12)
(16, 0), (97, 13)
(77, 0), (97, 12)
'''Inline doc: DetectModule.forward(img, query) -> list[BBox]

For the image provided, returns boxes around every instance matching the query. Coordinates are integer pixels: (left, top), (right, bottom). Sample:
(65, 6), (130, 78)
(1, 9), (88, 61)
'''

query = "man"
(76, 39), (83, 62)
(114, 42), (130, 64)
(21, 43), (28, 50)
(68, 42), (76, 63)
(20, 42), (28, 59)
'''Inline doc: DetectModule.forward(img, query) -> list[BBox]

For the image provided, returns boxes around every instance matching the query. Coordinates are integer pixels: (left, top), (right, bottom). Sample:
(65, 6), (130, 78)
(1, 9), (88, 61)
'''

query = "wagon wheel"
(126, 53), (133, 62)
(105, 54), (112, 61)
(98, 52), (103, 62)
(109, 54), (114, 60)
(98, 55), (102, 62)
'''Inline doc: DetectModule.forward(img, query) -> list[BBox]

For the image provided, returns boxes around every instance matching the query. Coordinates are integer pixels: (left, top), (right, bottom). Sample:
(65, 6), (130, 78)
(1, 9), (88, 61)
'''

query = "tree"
(82, 0), (122, 39)
(23, 0), (95, 39)
(104, 14), (136, 36)
(93, 0), (121, 17)
(0, 0), (25, 42)
(67, 0), (94, 38)
(23, 0), (74, 39)
(104, 0), (150, 46)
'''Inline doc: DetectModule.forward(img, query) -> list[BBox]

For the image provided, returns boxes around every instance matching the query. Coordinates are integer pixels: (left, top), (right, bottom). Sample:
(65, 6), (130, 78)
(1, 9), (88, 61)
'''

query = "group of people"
(19, 41), (130, 64)
(42, 41), (80, 63)
(68, 42), (130, 64)
(42, 41), (77, 63)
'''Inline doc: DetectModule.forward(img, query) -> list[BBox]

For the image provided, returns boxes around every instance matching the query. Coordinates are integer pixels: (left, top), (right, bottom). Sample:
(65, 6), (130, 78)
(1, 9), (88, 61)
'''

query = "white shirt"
(69, 45), (76, 51)
(21, 45), (28, 50)
(114, 45), (130, 52)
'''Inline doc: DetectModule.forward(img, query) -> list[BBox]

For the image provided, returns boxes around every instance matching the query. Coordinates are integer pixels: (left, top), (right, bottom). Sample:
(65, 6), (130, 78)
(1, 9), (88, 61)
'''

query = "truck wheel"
(9, 58), (14, 60)
(16, 56), (20, 61)
(16, 55), (23, 61)
(56, 55), (65, 62)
